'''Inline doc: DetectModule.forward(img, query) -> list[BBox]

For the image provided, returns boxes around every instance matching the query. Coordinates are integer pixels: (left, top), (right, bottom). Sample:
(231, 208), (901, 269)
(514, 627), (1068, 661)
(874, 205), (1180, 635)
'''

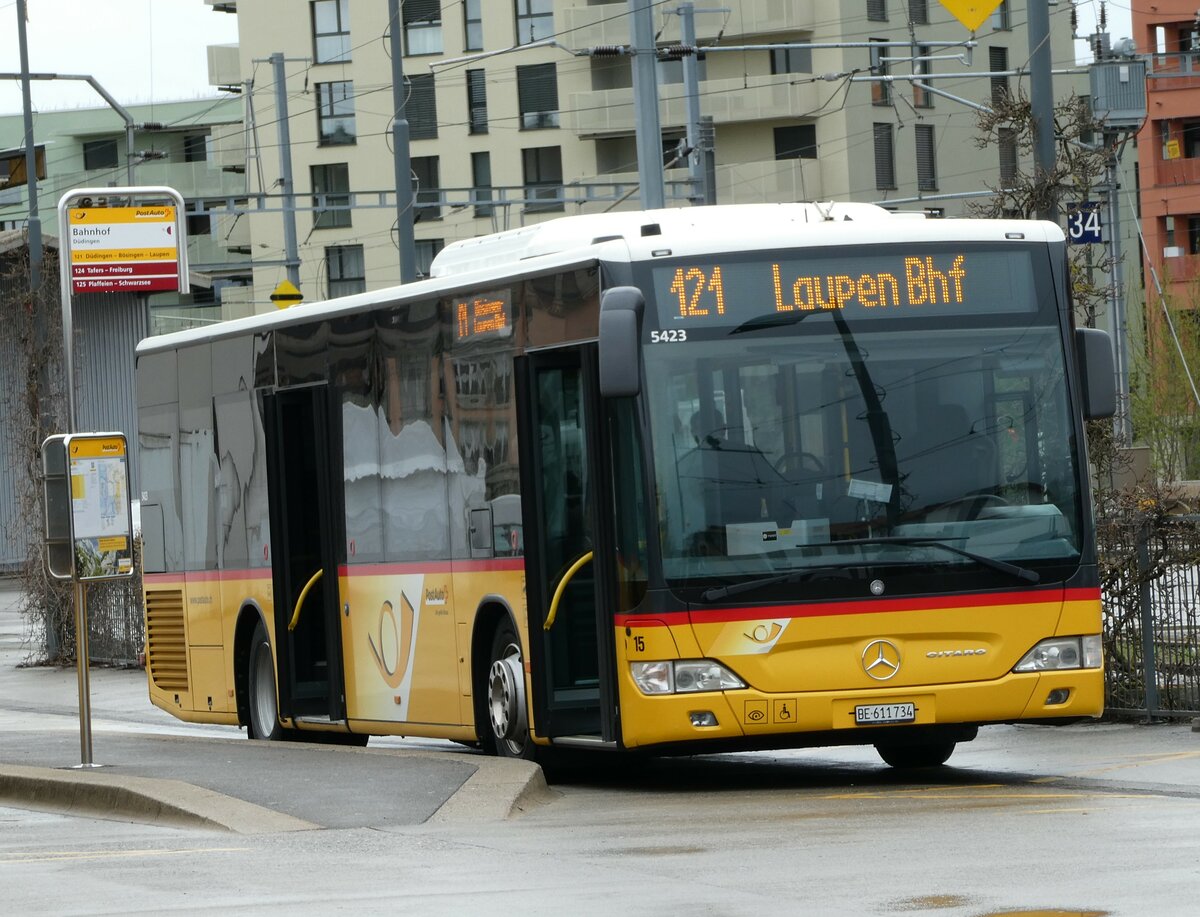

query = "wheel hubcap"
(488, 643), (527, 751)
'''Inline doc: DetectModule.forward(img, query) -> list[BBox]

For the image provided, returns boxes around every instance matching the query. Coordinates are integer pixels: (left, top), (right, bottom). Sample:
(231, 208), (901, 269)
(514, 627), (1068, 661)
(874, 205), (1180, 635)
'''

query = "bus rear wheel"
(247, 619), (284, 741)
(875, 739), (957, 769)
(487, 621), (533, 759)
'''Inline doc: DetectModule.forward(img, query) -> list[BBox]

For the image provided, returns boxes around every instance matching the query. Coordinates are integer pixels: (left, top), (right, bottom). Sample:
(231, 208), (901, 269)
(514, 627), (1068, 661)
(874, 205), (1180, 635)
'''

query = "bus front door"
(263, 385), (346, 725)
(517, 347), (619, 744)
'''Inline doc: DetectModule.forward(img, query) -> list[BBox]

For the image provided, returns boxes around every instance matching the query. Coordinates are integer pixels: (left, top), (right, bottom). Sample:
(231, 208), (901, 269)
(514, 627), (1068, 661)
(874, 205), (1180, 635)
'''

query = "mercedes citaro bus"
(137, 203), (1115, 768)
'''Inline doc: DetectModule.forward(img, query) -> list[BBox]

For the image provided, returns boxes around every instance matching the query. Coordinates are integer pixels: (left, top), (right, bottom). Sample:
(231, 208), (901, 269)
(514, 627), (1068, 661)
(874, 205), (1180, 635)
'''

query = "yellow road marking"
(1034, 750), (1200, 781)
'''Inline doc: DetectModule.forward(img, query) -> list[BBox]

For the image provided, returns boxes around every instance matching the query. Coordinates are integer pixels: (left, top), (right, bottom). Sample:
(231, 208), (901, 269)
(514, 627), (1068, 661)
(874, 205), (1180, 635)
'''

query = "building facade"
(0, 97), (251, 332)
(1133, 1), (1200, 302)
(205, 0), (1083, 311)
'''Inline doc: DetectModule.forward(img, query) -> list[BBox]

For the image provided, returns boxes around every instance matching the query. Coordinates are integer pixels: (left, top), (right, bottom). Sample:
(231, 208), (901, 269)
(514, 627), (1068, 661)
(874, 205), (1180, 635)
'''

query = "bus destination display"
(653, 249), (1036, 329)
(454, 289), (512, 343)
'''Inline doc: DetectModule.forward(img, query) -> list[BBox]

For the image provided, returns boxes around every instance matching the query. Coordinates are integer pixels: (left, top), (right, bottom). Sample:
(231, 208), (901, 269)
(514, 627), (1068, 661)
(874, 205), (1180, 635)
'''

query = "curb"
(428, 755), (555, 824)
(0, 764), (319, 834)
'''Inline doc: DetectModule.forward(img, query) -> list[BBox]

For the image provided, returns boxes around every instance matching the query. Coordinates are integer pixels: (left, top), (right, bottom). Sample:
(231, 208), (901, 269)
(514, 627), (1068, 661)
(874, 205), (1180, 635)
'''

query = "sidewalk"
(0, 577), (549, 831)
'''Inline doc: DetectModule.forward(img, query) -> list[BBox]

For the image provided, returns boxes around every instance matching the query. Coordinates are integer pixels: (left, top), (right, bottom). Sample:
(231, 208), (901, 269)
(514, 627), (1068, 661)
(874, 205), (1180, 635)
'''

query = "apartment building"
(204, 0), (1082, 312)
(1134, 1), (1200, 302)
(0, 97), (251, 332)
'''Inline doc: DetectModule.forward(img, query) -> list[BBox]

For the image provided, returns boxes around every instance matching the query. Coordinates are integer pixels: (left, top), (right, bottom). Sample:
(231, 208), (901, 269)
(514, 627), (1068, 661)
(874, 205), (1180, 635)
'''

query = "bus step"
(549, 735), (617, 749)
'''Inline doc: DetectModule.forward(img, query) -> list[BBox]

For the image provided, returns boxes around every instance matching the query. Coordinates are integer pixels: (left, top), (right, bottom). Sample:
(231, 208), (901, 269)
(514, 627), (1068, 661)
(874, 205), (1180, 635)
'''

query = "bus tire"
(874, 739), (957, 769)
(247, 619), (284, 741)
(486, 620), (534, 759)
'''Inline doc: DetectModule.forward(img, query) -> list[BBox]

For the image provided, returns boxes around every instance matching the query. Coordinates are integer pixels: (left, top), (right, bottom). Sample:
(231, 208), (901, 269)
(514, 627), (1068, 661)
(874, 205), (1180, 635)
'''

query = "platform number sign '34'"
(1066, 202), (1103, 245)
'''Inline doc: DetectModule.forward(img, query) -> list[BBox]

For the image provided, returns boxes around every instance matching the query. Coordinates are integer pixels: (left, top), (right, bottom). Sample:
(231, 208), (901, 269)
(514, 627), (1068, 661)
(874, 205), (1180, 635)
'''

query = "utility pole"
(629, 0), (665, 209)
(678, 2), (706, 205)
(1028, 0), (1057, 222)
(1106, 139), (1131, 445)
(16, 0), (41, 290)
(388, 0), (417, 283)
(269, 53), (301, 289)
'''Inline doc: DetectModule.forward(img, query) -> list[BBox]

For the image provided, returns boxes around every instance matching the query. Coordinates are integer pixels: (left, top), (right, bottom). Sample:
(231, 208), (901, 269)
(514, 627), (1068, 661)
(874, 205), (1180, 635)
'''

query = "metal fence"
(1100, 515), (1200, 718)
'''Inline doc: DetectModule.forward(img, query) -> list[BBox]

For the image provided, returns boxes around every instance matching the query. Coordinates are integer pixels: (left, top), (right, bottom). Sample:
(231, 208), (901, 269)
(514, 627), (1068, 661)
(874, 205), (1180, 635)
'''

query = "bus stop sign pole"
(42, 433), (136, 768)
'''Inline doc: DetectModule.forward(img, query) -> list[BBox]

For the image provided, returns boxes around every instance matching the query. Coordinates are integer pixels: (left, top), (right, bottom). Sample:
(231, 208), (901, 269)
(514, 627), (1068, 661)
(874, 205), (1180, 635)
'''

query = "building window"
(83, 138), (118, 171)
(908, 0), (928, 24)
(873, 123), (896, 190)
(774, 124), (817, 160)
(312, 0), (351, 64)
(467, 69), (488, 134)
(771, 47), (812, 74)
(316, 81), (356, 145)
(1183, 120), (1200, 157)
(186, 205), (211, 237)
(522, 146), (563, 213)
(312, 162), (351, 229)
(403, 0), (442, 56)
(870, 39), (890, 106)
(465, 0), (483, 51)
(327, 244), (365, 298)
(990, 47), (1009, 103)
(407, 73), (438, 140)
(998, 127), (1018, 185)
(415, 238), (444, 278)
(411, 156), (441, 222)
(990, 0), (1011, 31)
(183, 134), (208, 163)
(516, 0), (552, 45)
(517, 63), (559, 129)
(913, 45), (933, 108)
(867, 0), (887, 22)
(915, 124), (937, 191)
(657, 56), (708, 85)
(472, 151), (494, 217)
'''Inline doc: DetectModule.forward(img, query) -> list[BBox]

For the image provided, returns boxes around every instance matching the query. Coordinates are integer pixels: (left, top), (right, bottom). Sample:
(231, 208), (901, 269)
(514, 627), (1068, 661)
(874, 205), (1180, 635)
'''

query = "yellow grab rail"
(289, 568), (324, 632)
(544, 551), (593, 631)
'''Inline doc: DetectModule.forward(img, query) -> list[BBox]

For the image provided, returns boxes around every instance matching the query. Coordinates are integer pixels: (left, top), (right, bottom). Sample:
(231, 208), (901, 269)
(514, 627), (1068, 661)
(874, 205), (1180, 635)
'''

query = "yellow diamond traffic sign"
(270, 279), (303, 309)
(939, 0), (1003, 31)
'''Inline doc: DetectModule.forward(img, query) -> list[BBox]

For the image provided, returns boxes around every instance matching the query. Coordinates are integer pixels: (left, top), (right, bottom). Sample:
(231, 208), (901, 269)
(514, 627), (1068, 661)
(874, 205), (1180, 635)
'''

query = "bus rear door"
(517, 346), (620, 746)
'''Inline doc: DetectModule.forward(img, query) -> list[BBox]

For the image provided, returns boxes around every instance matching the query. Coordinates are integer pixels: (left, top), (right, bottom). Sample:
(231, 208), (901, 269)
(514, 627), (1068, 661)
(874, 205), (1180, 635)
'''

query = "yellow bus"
(137, 203), (1115, 768)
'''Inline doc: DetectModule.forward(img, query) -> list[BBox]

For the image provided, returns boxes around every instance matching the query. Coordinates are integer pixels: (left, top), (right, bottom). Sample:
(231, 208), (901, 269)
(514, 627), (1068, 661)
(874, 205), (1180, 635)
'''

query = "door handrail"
(544, 551), (593, 631)
(289, 568), (324, 632)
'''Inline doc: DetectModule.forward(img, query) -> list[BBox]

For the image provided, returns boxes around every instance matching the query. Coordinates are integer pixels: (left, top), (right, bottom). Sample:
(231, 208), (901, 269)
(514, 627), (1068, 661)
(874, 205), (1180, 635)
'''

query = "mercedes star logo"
(862, 639), (902, 681)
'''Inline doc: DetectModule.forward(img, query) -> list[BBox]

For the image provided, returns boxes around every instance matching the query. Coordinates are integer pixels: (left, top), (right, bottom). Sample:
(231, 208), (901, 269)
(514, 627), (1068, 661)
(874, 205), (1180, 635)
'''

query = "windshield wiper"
(833, 536), (1040, 584)
(700, 565), (856, 602)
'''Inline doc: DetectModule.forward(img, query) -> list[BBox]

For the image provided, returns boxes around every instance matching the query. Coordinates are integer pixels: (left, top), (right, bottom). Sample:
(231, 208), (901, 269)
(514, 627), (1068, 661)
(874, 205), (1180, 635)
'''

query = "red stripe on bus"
(614, 586), (1099, 628)
(338, 559), (524, 576)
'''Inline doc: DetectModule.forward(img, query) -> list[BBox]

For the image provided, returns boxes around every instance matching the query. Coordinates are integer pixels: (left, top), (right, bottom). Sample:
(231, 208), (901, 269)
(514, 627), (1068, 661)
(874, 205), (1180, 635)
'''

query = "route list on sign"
(68, 206), (181, 294)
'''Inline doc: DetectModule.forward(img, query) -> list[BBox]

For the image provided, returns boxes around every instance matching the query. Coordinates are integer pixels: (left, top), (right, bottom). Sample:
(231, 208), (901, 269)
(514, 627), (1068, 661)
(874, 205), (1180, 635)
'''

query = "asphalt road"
(3, 578), (1200, 914)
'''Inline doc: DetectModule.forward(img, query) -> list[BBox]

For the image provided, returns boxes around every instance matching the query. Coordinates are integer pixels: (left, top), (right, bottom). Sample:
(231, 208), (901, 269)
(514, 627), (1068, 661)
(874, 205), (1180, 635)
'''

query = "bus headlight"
(1013, 636), (1102, 672)
(630, 660), (746, 695)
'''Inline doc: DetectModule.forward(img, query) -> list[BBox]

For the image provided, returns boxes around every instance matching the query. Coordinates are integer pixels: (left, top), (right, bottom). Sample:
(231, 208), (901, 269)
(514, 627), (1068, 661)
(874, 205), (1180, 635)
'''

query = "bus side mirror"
(1075, 327), (1116, 420)
(599, 286), (645, 398)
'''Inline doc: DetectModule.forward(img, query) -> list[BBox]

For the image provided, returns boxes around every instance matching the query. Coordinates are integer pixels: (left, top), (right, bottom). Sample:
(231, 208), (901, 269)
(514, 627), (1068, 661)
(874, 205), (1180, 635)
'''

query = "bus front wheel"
(874, 739), (957, 769)
(247, 619), (284, 741)
(487, 621), (533, 759)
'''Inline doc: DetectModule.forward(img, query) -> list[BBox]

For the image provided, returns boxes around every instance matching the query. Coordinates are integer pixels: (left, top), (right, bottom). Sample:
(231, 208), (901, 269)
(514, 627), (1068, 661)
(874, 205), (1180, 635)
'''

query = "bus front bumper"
(617, 668), (1103, 750)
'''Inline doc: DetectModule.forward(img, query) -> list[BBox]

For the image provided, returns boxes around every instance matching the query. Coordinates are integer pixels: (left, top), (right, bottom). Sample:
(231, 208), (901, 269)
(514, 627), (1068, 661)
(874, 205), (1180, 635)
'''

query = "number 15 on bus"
(1066, 202), (1102, 245)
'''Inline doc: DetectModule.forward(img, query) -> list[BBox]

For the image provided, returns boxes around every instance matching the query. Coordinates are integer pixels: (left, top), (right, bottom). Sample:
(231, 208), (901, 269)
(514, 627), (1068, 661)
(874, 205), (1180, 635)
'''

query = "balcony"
(568, 73), (819, 135)
(715, 158), (823, 204)
(207, 43), (240, 89)
(597, 158), (822, 206)
(1156, 155), (1200, 186)
(561, 0), (813, 47)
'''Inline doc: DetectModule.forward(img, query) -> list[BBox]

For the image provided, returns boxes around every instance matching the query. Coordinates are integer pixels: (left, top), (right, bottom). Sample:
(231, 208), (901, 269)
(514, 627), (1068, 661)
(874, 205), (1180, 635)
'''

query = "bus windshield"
(638, 243), (1084, 596)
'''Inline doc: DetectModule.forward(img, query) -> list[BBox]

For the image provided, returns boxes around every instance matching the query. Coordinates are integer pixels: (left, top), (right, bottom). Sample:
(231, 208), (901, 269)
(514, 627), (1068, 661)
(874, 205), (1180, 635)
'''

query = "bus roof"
(138, 203), (1064, 355)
